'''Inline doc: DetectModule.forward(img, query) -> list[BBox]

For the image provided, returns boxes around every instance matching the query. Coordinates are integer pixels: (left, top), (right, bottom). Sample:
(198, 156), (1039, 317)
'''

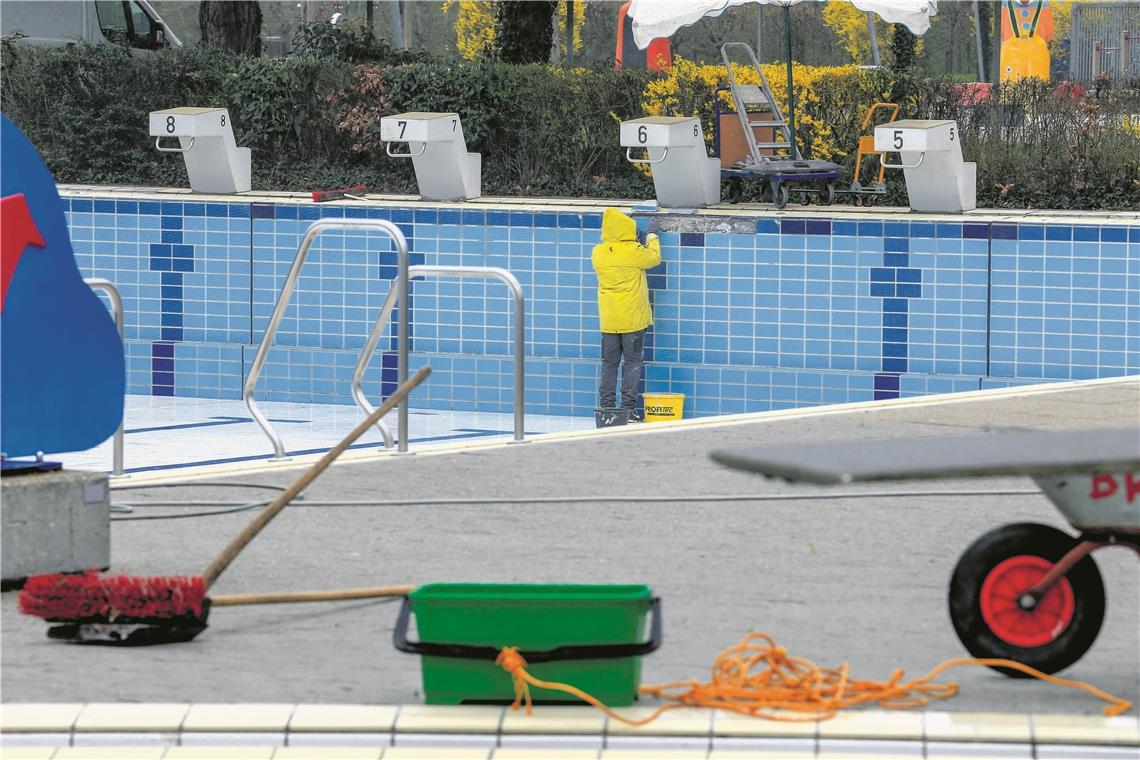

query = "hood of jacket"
(600, 208), (637, 243)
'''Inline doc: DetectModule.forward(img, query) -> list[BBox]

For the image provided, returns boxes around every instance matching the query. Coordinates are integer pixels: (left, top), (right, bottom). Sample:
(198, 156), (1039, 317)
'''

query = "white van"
(1, 0), (182, 50)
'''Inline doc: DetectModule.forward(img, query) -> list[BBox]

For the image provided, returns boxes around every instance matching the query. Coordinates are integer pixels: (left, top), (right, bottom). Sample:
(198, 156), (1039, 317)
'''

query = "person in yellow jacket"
(591, 208), (661, 420)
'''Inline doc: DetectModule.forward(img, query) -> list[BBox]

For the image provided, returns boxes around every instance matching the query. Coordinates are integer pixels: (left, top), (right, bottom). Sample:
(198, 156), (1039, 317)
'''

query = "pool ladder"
(245, 220), (527, 460)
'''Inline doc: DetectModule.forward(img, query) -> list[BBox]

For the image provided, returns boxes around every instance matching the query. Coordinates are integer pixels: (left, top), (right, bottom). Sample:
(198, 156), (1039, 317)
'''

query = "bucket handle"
(393, 597), (662, 663)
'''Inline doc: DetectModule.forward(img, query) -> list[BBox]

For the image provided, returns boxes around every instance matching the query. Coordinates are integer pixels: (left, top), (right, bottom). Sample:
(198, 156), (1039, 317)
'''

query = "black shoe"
(627, 410), (644, 423)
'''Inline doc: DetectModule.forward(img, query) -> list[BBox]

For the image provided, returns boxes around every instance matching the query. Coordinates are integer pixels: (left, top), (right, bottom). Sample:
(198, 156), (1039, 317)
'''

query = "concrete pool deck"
(2, 376), (1138, 758)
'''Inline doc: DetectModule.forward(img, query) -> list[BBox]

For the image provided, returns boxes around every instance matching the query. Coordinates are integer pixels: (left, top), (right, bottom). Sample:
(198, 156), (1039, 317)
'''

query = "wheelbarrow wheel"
(948, 522), (1105, 677)
(772, 181), (790, 209)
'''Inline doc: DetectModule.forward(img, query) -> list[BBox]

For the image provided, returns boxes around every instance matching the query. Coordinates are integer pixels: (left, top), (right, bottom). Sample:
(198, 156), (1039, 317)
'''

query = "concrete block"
(1, 468), (110, 585)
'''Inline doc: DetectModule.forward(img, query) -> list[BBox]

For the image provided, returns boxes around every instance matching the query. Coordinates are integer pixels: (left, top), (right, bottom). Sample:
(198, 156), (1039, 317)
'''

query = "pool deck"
(3, 376), (1138, 758)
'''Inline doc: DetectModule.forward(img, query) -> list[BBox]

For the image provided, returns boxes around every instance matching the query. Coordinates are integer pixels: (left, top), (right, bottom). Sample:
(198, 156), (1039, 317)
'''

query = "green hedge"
(2, 43), (1137, 209)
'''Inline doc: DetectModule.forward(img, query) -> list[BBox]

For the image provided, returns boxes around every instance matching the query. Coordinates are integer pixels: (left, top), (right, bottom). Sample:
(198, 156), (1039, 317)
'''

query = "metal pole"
(973, 0), (986, 81)
(867, 12), (881, 66)
(85, 278), (125, 478)
(783, 3), (797, 159)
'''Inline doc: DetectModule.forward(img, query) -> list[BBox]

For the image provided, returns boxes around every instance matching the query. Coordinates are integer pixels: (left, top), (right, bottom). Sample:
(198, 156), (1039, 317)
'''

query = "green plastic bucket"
(394, 583), (660, 706)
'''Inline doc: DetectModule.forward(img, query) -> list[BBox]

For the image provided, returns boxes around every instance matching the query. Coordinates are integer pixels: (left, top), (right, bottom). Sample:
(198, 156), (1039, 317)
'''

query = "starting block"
(380, 112), (481, 201)
(875, 119), (976, 213)
(149, 107), (251, 194)
(621, 116), (720, 208)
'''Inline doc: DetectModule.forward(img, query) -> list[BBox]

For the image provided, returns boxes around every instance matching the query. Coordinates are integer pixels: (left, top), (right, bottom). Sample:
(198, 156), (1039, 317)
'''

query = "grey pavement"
(2, 378), (1138, 715)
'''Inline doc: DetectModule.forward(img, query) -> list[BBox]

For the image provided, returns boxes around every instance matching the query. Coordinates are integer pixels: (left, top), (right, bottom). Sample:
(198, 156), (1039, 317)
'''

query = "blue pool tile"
(94, 200), (115, 213)
(805, 220), (830, 235)
(963, 224), (988, 239)
(882, 357), (908, 373)
(1130, 228), (1140, 242)
(1046, 226), (1073, 241)
(115, 200), (138, 214)
(936, 223), (962, 238)
(991, 224), (1017, 240)
(462, 209), (485, 226)
(299, 205), (321, 220)
(870, 267), (894, 283)
(781, 219), (806, 235)
(534, 212), (558, 228)
(896, 283), (921, 298)
(344, 206), (366, 218)
(414, 208), (438, 224)
(680, 232), (705, 247)
(160, 216), (182, 230)
(184, 203), (205, 217)
(870, 282), (894, 297)
(509, 211), (532, 227)
(755, 218), (779, 234)
(910, 222), (935, 238)
(858, 221), (883, 237)
(71, 198), (94, 212)
(228, 204), (250, 218)
(276, 204), (299, 220)
(884, 237), (909, 252)
(160, 230), (183, 243)
(160, 201), (183, 216)
(883, 298), (908, 313)
(583, 213), (602, 229)
(883, 252), (908, 267)
(883, 312), (907, 327)
(557, 212), (581, 228)
(439, 209), (461, 225)
(1101, 226), (1127, 242)
(832, 220), (857, 236)
(205, 203), (227, 217)
(883, 222), (908, 238)
(486, 211), (509, 227)
(873, 373), (900, 391)
(1018, 224), (1044, 240)
(1074, 226), (1098, 241)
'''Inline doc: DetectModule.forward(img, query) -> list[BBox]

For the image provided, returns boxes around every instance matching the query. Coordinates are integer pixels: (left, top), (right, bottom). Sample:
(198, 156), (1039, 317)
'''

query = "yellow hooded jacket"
(591, 209), (661, 334)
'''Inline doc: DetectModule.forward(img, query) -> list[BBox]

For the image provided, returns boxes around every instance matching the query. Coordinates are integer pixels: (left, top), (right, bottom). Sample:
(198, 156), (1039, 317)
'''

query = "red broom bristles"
(18, 570), (206, 621)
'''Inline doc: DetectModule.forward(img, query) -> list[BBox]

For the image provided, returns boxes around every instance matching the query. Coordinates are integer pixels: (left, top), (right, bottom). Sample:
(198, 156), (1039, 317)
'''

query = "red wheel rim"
(980, 555), (1075, 648)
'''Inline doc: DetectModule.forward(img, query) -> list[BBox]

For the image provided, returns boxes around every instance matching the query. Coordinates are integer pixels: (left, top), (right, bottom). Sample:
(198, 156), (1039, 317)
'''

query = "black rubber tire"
(948, 522), (1105, 677)
(772, 182), (790, 209)
(725, 178), (743, 204)
(799, 190), (812, 206)
(819, 182), (836, 206)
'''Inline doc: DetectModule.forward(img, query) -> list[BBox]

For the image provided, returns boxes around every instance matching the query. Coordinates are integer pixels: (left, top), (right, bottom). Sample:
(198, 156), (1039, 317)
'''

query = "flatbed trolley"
(715, 42), (844, 209)
(839, 101), (900, 207)
(711, 427), (1140, 676)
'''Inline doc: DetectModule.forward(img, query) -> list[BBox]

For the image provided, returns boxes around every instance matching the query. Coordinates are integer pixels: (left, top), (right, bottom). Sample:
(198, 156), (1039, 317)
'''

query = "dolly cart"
(711, 426), (1140, 676)
(842, 102), (899, 207)
(715, 42), (844, 209)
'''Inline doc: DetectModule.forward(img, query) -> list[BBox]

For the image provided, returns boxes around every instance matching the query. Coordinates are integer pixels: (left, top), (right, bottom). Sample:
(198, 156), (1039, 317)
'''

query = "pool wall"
(63, 193), (1139, 418)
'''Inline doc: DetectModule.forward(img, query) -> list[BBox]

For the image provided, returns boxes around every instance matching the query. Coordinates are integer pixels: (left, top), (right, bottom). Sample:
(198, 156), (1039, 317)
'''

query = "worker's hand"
(645, 232), (658, 244)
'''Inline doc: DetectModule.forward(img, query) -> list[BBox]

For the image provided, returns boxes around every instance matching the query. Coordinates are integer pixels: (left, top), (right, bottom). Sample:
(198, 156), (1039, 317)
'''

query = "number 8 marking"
(166, 115), (176, 133)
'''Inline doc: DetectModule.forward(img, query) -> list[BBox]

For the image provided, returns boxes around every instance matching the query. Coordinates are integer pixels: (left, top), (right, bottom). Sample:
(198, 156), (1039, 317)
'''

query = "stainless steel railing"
(84, 277), (125, 478)
(352, 265), (526, 451)
(244, 220), (409, 460)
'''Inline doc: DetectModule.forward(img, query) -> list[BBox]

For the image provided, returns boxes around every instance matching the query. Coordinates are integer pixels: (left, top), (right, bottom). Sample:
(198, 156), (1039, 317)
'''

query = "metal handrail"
(625, 146), (670, 165)
(353, 265), (526, 451)
(880, 152), (926, 170)
(245, 220), (409, 460)
(154, 136), (195, 153)
(385, 141), (428, 158)
(84, 278), (125, 478)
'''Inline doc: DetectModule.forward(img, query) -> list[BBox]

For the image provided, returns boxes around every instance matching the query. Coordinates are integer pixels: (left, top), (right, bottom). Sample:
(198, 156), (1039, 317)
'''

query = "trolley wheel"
(818, 182), (836, 206)
(799, 190), (812, 206)
(948, 522), (1105, 677)
(772, 181), (790, 209)
(725, 178), (743, 204)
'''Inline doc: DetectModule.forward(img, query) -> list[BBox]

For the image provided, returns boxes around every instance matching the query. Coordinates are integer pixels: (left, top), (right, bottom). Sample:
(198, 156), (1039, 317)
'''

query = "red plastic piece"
(979, 555), (1075, 648)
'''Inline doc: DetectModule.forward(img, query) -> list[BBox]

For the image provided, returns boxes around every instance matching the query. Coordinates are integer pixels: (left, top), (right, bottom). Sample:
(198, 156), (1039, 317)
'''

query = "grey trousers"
(599, 329), (645, 410)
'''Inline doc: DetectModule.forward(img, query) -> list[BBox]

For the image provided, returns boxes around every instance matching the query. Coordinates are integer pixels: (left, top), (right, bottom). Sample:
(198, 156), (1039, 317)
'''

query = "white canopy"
(629, 0), (937, 49)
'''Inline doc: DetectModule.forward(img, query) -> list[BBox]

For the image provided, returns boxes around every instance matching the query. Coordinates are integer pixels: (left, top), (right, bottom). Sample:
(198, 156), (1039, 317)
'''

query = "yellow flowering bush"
(443, 0), (586, 62)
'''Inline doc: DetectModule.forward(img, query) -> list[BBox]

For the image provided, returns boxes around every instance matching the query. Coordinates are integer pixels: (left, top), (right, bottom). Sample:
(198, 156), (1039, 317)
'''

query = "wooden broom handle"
(201, 365), (431, 590)
(211, 584), (414, 607)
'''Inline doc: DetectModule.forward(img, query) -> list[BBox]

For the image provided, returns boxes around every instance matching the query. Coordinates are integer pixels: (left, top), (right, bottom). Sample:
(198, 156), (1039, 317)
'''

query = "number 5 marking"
(892, 130), (903, 150)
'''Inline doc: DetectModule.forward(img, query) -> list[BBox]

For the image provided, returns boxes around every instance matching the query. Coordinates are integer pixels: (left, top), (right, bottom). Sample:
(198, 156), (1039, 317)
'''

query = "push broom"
(18, 365), (430, 646)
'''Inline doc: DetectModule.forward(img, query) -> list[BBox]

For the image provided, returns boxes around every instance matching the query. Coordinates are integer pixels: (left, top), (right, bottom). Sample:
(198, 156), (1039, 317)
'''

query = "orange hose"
(496, 631), (1132, 725)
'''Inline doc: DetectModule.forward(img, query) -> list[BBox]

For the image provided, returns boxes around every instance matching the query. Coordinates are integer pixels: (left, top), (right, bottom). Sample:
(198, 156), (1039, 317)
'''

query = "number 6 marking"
(637, 125), (647, 143)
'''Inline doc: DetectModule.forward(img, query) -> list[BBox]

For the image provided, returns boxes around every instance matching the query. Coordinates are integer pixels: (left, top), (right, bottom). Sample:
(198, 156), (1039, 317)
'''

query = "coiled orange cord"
(496, 631), (1132, 725)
